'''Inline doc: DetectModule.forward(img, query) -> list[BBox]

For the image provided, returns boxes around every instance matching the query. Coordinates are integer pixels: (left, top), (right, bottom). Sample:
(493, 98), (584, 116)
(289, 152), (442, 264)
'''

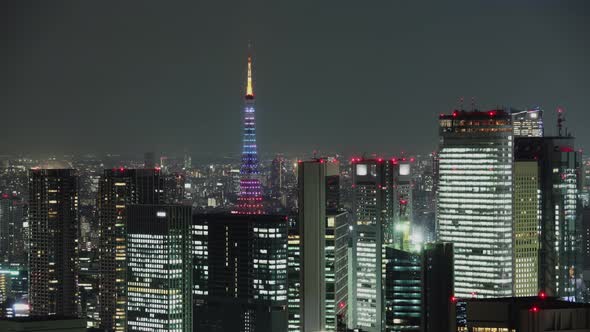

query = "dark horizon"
(2, 1), (589, 157)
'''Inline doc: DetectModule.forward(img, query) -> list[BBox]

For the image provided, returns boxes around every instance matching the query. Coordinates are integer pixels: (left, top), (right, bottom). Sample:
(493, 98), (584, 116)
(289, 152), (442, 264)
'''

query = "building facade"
(28, 168), (79, 317)
(193, 214), (288, 332)
(98, 168), (164, 331)
(514, 137), (582, 299)
(351, 158), (394, 331)
(437, 110), (514, 298)
(126, 205), (192, 332)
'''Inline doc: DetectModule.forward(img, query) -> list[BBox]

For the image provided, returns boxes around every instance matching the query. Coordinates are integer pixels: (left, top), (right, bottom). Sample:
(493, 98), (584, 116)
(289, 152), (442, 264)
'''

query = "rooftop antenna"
(557, 108), (565, 137)
(459, 97), (464, 111)
(471, 97), (476, 111)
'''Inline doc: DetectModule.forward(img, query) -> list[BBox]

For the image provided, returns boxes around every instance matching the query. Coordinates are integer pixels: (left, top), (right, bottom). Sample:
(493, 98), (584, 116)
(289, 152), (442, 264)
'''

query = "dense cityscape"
(2, 2), (590, 332)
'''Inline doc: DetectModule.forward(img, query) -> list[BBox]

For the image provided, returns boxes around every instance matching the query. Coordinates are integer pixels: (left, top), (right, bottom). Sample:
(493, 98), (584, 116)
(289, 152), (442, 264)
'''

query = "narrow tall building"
(298, 159), (347, 331)
(28, 168), (78, 317)
(98, 168), (164, 332)
(234, 54), (264, 215)
(193, 214), (288, 332)
(351, 158), (394, 331)
(437, 109), (514, 298)
(514, 136), (581, 299)
(421, 242), (455, 332)
(126, 205), (192, 332)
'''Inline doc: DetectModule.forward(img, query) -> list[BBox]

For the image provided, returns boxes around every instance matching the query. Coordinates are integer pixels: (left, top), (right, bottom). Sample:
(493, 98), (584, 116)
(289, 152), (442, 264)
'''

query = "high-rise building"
(325, 211), (349, 332)
(298, 158), (341, 332)
(98, 168), (164, 331)
(351, 158), (394, 331)
(511, 107), (544, 137)
(512, 160), (541, 297)
(126, 205), (192, 332)
(0, 194), (25, 264)
(234, 54), (263, 215)
(28, 168), (78, 317)
(437, 109), (514, 298)
(421, 242), (455, 332)
(385, 247), (421, 332)
(193, 214), (288, 332)
(514, 136), (581, 299)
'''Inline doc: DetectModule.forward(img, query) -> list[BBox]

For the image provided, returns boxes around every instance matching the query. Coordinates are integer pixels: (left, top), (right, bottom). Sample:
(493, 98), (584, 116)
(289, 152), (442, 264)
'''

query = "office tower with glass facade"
(126, 205), (192, 332)
(437, 109), (514, 298)
(98, 168), (164, 331)
(0, 195), (25, 264)
(351, 158), (394, 331)
(28, 168), (78, 317)
(513, 160), (541, 297)
(514, 136), (581, 299)
(421, 242), (454, 332)
(385, 247), (421, 332)
(511, 107), (544, 137)
(192, 214), (288, 332)
(326, 211), (349, 332)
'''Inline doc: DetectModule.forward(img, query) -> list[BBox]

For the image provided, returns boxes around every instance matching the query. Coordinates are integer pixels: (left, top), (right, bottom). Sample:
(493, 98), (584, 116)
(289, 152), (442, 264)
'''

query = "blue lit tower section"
(234, 54), (264, 215)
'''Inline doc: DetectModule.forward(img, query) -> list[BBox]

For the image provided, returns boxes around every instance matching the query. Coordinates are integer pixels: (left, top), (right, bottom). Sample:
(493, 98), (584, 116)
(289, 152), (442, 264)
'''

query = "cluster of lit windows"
(437, 127), (514, 298)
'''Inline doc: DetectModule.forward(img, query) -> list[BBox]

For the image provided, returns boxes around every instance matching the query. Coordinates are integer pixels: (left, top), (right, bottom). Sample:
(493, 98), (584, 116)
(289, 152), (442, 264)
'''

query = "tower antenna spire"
(246, 42), (254, 98)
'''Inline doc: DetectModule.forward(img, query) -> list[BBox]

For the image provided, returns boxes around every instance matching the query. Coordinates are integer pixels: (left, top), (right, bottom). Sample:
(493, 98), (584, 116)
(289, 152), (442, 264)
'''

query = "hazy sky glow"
(2, 1), (589, 158)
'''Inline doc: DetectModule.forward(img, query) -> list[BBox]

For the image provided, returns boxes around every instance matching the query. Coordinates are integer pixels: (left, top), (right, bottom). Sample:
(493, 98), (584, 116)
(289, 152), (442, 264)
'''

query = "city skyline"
(1, 1), (589, 157)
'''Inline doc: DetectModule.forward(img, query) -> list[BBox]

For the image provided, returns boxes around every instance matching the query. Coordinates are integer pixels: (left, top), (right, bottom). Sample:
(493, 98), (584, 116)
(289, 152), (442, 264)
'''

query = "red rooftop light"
(530, 306), (539, 312)
(539, 291), (546, 299)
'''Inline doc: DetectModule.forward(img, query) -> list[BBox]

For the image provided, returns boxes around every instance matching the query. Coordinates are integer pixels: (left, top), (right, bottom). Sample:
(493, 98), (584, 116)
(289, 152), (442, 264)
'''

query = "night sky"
(2, 1), (589, 158)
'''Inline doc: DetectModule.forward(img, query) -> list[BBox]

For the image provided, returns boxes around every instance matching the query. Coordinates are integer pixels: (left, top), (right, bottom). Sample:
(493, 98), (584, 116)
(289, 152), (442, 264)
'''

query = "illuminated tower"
(234, 54), (264, 215)
(437, 109), (514, 298)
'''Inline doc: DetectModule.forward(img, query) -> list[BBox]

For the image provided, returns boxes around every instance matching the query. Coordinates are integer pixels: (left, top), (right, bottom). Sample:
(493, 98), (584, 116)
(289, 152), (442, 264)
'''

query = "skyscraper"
(234, 54), (263, 215)
(421, 242), (455, 332)
(351, 158), (394, 331)
(385, 247), (421, 332)
(98, 168), (164, 331)
(514, 136), (581, 299)
(297, 159), (347, 331)
(28, 168), (78, 317)
(126, 205), (192, 332)
(193, 214), (288, 332)
(437, 109), (514, 298)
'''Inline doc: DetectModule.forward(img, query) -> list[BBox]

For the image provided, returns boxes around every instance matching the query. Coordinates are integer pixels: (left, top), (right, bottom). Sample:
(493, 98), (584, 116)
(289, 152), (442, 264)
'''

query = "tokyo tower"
(233, 52), (264, 214)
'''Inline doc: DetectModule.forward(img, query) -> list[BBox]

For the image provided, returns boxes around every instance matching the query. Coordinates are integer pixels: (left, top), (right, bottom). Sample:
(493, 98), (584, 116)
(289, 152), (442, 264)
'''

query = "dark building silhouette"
(193, 213), (288, 332)
(28, 169), (78, 317)
(0, 194), (26, 264)
(422, 242), (455, 332)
